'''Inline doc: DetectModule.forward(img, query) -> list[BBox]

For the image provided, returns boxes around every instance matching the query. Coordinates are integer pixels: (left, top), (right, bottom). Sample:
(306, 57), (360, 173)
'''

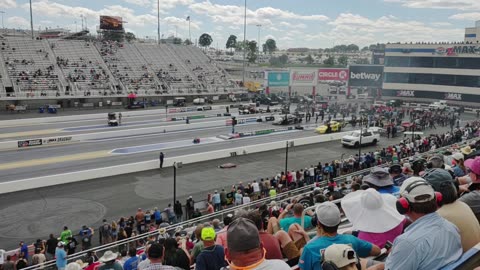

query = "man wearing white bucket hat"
(99, 251), (122, 270)
(341, 188), (406, 248)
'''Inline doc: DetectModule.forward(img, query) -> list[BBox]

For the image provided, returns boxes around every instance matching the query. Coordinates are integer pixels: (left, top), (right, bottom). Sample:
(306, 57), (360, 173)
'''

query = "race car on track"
(315, 121), (342, 134)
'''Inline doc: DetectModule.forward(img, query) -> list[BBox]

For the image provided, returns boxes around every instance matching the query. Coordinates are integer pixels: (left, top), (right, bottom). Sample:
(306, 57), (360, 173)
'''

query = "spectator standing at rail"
(56, 242), (67, 270)
(59, 226), (73, 245)
(45, 234), (58, 260)
(174, 200), (183, 222)
(18, 241), (29, 261)
(79, 225), (93, 251)
(118, 112), (122, 125)
(99, 219), (112, 245)
(212, 190), (221, 212)
(135, 208), (145, 233)
(159, 152), (164, 169)
(186, 196), (194, 219)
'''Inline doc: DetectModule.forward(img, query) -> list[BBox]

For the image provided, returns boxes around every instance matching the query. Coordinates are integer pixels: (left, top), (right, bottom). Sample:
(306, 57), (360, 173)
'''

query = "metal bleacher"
(169, 44), (237, 94)
(51, 39), (115, 96)
(96, 41), (166, 96)
(135, 43), (202, 95)
(0, 36), (63, 97)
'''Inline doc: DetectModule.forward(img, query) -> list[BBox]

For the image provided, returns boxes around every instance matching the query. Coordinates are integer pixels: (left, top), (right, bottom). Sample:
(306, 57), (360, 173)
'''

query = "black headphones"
(321, 247), (361, 270)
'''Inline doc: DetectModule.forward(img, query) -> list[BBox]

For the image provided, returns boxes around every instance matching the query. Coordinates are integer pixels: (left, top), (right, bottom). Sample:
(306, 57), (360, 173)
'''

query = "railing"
(15, 137), (476, 270)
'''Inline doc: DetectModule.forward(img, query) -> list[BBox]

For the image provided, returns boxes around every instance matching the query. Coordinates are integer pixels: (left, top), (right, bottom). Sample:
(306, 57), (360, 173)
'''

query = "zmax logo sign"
(445, 93), (462, 101)
(396, 90), (415, 97)
(350, 72), (381, 81)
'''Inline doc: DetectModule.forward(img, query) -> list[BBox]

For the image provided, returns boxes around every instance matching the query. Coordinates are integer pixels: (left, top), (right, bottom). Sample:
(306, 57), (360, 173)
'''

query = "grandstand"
(0, 34), (242, 99)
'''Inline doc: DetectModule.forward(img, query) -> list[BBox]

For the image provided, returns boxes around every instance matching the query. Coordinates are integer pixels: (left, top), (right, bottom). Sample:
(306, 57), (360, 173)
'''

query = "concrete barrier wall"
(0, 132), (348, 194)
(0, 105), (227, 127)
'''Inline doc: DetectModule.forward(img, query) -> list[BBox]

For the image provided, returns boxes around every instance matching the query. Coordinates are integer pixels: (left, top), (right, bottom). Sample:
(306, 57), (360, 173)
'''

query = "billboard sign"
(318, 68), (349, 81)
(434, 45), (480, 56)
(383, 89), (480, 102)
(17, 139), (42, 148)
(290, 70), (317, 86)
(267, 71), (290, 87)
(100, 16), (123, 31)
(348, 65), (384, 87)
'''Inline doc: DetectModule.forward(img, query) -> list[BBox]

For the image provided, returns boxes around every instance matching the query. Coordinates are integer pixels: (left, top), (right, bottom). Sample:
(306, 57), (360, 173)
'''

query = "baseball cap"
(201, 227), (216, 241)
(465, 156), (480, 177)
(422, 168), (454, 191)
(400, 177), (435, 203)
(315, 202), (341, 227)
(227, 217), (260, 252)
(452, 152), (464, 161)
(323, 244), (357, 268)
(389, 164), (403, 174)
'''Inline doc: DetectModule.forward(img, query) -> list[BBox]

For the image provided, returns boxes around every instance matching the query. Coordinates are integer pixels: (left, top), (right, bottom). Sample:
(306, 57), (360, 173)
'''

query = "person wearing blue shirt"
(369, 177), (462, 270)
(363, 167), (400, 197)
(299, 202), (380, 270)
(278, 203), (312, 232)
(19, 241), (29, 261)
(212, 190), (221, 212)
(154, 207), (162, 226)
(55, 242), (67, 270)
(123, 249), (139, 270)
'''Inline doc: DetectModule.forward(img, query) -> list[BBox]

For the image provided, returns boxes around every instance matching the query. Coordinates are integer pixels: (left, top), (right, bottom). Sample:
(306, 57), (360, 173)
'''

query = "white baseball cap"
(323, 244), (357, 268)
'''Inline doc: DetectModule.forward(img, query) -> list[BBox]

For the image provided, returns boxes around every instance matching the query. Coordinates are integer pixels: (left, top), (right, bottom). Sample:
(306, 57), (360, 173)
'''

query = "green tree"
(183, 39), (193, 45)
(173, 37), (182, 44)
(346, 44), (359, 52)
(199, 33), (213, 48)
(235, 41), (246, 51)
(226, 35), (237, 52)
(265, 38), (277, 54)
(337, 55), (348, 66)
(103, 31), (124, 42)
(361, 46), (369, 52)
(304, 54), (314, 64)
(247, 40), (257, 63)
(323, 56), (335, 66)
(125, 32), (136, 42)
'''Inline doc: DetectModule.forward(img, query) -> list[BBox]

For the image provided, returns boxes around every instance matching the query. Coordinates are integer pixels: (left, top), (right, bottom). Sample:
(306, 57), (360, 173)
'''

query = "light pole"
(242, 0), (247, 85)
(256, 24), (261, 54)
(80, 14), (84, 30)
(29, 0), (34, 39)
(173, 162), (183, 208)
(0, 11), (5, 31)
(157, 0), (160, 44)
(285, 141), (289, 174)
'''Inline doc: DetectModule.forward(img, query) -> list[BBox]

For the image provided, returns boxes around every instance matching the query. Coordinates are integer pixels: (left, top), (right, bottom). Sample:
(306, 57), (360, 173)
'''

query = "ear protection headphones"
(321, 247), (361, 270)
(396, 180), (442, 215)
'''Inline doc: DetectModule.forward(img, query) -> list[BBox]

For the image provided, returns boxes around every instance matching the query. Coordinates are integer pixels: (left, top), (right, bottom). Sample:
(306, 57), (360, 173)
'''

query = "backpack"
(101, 224), (111, 238)
(69, 240), (76, 249)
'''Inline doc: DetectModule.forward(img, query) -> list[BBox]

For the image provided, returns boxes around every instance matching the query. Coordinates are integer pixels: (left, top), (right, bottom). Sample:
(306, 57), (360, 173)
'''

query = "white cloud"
(279, 22), (307, 29)
(123, 0), (151, 6)
(188, 1), (328, 27)
(163, 16), (200, 30)
(385, 0), (480, 11)
(430, 22), (452, 26)
(449, 12), (480, 20)
(7, 16), (29, 28)
(0, 0), (16, 9)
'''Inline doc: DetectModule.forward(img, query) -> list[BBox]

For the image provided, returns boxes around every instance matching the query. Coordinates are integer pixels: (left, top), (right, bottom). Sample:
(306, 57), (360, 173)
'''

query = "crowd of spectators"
(4, 118), (480, 270)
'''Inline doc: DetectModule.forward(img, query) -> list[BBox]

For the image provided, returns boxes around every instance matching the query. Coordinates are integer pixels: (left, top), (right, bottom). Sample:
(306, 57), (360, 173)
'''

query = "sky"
(0, 0), (479, 49)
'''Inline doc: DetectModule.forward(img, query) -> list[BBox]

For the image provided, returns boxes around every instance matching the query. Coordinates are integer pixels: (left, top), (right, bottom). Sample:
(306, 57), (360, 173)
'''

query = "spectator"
(163, 238), (190, 270)
(212, 191), (221, 212)
(2, 255), (15, 270)
(190, 224), (204, 262)
(15, 254), (28, 270)
(207, 202), (214, 214)
(67, 236), (78, 255)
(79, 225), (93, 251)
(460, 156), (480, 222)
(299, 202), (381, 270)
(45, 233), (58, 260)
(56, 242), (67, 270)
(452, 152), (466, 177)
(363, 167), (399, 196)
(186, 196), (195, 219)
(277, 203), (312, 232)
(174, 200), (183, 222)
(99, 251), (122, 270)
(60, 226), (73, 245)
(247, 211), (283, 260)
(215, 214), (233, 248)
(195, 227), (227, 270)
(423, 168), (480, 252)
(123, 248), (139, 270)
(224, 217), (291, 269)
(389, 164), (407, 186)
(341, 188), (406, 248)
(99, 219), (112, 245)
(144, 243), (175, 270)
(135, 208), (145, 233)
(371, 177), (462, 270)
(154, 207), (162, 226)
(322, 244), (360, 270)
(18, 241), (29, 261)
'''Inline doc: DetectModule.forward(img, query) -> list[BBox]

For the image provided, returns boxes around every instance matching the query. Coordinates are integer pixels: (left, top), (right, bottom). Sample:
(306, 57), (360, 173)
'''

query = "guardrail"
(11, 138), (474, 270)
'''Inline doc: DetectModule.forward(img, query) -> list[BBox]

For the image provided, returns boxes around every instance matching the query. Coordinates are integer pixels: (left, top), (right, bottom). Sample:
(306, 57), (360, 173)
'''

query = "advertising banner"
(267, 71), (290, 87)
(42, 136), (73, 145)
(100, 16), (123, 31)
(318, 68), (349, 81)
(348, 65), (384, 87)
(290, 70), (317, 86)
(382, 89), (480, 103)
(18, 139), (42, 148)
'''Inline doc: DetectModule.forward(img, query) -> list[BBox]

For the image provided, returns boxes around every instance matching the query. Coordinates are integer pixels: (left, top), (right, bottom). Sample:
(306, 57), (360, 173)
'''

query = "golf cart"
(108, 113), (119, 126)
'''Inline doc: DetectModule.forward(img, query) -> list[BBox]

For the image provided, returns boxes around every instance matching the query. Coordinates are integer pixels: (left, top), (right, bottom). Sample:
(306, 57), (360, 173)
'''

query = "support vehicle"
(341, 129), (380, 147)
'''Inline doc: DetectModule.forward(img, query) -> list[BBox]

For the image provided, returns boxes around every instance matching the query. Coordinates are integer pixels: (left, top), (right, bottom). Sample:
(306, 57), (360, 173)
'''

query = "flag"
(186, 16), (190, 21)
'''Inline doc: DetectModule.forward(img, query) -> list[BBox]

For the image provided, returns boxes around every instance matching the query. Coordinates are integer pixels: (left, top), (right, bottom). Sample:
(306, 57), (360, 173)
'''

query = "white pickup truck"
(341, 129), (380, 148)
(428, 100), (447, 110)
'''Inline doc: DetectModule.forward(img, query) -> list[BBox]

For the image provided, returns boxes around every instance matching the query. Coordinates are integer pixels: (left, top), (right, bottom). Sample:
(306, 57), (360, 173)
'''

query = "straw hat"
(341, 188), (404, 233)
(99, 251), (118, 262)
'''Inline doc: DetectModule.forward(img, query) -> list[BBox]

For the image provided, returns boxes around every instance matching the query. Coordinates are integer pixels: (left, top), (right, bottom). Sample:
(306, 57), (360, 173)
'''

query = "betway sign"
(348, 65), (384, 87)
(318, 68), (349, 81)
(290, 71), (317, 86)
